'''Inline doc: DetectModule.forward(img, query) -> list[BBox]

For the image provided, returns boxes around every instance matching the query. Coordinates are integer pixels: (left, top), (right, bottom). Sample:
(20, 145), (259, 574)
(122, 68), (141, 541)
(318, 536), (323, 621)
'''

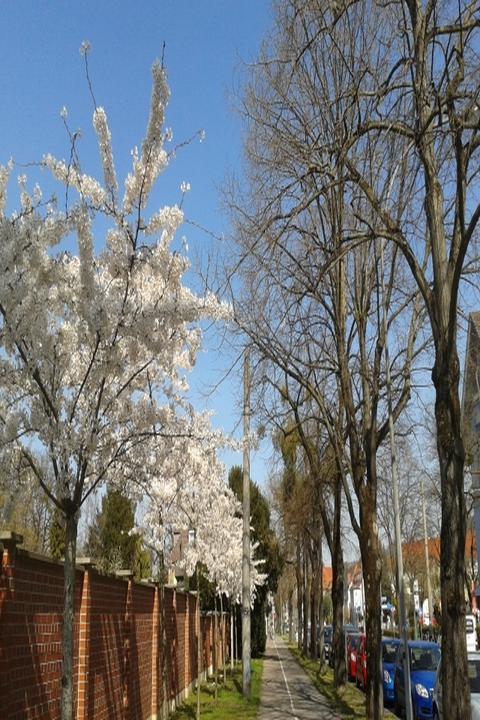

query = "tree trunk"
(288, 590), (294, 644)
(234, 606), (238, 663)
(360, 492), (383, 720)
(302, 550), (310, 656)
(330, 472), (346, 687)
(433, 348), (470, 719)
(317, 557), (325, 671)
(61, 507), (78, 720)
(196, 565), (201, 720)
(230, 603), (234, 675)
(309, 534), (322, 660)
(214, 594), (218, 702)
(296, 540), (303, 649)
(220, 593), (225, 684)
(310, 568), (317, 659)
(332, 546), (346, 687)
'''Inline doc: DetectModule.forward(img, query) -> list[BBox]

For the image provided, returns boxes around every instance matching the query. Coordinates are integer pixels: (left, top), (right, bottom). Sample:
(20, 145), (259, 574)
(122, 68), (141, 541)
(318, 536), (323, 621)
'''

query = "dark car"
(394, 640), (440, 719)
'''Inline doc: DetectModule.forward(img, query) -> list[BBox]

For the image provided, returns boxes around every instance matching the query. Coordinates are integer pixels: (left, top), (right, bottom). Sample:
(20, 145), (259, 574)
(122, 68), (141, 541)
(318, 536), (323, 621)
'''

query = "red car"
(346, 632), (362, 681)
(355, 633), (367, 689)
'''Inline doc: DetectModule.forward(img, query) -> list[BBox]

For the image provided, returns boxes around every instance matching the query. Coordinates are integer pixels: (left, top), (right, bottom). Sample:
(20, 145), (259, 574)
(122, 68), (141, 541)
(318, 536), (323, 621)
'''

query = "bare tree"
(321, 2), (480, 714)
(227, 5), (425, 717)
(227, 0), (480, 714)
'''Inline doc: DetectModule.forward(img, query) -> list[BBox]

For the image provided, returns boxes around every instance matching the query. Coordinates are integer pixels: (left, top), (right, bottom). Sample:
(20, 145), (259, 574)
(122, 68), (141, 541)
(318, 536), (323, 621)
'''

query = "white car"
(433, 652), (480, 719)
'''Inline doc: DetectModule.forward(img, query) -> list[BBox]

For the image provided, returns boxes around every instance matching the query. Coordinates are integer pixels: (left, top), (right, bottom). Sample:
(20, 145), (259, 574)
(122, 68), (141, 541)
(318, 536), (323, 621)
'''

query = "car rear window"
(383, 642), (398, 663)
(409, 646), (440, 671)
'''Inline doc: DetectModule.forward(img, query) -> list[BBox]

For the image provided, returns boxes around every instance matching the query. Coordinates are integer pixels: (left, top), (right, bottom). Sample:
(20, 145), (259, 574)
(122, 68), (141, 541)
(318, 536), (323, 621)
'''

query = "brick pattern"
(0, 544), (228, 720)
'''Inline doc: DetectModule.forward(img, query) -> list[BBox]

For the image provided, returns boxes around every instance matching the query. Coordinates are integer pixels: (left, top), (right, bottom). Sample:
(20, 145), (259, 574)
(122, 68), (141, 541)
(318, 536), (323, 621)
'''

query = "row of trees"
(227, 1), (480, 718)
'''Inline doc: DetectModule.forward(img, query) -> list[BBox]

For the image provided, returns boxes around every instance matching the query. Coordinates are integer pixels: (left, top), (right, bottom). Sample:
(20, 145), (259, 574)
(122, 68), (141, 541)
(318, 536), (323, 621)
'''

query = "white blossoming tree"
(0, 58), (229, 720)
(139, 419), (266, 715)
(139, 415), (265, 605)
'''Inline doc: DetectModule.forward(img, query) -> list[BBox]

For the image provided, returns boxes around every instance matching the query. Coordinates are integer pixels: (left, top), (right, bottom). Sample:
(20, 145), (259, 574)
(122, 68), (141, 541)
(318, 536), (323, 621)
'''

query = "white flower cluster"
(43, 154), (107, 207)
(93, 107), (118, 195)
(123, 62), (170, 213)
(0, 160), (13, 215)
(138, 412), (265, 605)
(145, 204), (183, 240)
(0, 61), (233, 555)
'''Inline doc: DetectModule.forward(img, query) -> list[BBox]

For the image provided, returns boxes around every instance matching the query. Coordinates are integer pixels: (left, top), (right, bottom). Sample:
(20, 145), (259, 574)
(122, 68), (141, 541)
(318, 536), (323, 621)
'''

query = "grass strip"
(170, 660), (263, 720)
(286, 644), (396, 720)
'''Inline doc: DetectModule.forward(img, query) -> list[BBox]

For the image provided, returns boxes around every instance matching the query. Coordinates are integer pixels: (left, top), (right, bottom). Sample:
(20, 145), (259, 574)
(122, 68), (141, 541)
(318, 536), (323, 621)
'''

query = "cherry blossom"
(0, 59), (230, 720)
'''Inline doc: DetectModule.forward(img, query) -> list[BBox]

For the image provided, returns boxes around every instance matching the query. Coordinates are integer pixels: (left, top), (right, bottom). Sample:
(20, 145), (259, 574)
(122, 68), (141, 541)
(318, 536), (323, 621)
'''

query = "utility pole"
(380, 239), (413, 720)
(242, 347), (251, 698)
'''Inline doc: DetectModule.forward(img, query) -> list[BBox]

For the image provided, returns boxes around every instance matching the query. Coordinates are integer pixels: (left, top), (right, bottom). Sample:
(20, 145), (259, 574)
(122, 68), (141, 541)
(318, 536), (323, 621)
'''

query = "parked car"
(432, 652), (480, 719)
(382, 637), (401, 704)
(328, 622), (356, 668)
(355, 635), (400, 696)
(346, 632), (362, 681)
(355, 634), (366, 689)
(393, 640), (440, 719)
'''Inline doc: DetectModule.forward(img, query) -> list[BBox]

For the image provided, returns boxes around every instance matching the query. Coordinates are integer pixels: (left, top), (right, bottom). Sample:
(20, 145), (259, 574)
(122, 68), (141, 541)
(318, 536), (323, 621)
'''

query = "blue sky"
(0, 1), (276, 487)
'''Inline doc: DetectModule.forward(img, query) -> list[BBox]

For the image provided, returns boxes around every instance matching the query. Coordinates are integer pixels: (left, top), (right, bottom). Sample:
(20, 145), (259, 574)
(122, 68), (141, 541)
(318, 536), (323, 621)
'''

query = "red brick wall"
(0, 539), (228, 720)
(174, 591), (187, 695)
(0, 542), (83, 720)
(187, 594), (197, 687)
(85, 573), (127, 719)
(128, 583), (154, 719)
(164, 586), (178, 702)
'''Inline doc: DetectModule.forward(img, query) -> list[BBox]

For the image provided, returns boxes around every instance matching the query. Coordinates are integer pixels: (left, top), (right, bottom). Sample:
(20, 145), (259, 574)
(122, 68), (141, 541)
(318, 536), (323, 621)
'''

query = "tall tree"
(85, 487), (150, 578)
(313, 2), (480, 714)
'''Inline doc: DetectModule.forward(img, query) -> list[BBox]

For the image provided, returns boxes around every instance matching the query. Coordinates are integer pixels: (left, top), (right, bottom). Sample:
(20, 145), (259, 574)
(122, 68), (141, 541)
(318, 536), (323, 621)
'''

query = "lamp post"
(242, 348), (251, 698)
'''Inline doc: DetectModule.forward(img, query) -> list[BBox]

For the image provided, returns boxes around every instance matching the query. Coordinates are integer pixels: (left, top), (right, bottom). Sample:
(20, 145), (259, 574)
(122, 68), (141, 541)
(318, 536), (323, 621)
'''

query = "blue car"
(382, 637), (401, 704)
(393, 640), (441, 719)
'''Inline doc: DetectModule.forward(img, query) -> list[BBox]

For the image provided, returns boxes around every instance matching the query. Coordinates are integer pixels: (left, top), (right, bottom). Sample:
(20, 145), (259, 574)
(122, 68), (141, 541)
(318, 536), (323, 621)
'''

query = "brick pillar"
(75, 559), (94, 720)
(151, 585), (160, 718)
(0, 531), (23, 720)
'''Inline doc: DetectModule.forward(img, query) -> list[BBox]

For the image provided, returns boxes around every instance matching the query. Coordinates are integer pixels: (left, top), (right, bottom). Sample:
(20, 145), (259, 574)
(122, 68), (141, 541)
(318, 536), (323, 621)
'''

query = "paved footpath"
(259, 636), (340, 719)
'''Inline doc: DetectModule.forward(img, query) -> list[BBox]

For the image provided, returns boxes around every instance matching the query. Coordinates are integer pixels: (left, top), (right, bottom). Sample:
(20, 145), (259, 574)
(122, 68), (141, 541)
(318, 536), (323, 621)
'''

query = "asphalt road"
(259, 636), (339, 720)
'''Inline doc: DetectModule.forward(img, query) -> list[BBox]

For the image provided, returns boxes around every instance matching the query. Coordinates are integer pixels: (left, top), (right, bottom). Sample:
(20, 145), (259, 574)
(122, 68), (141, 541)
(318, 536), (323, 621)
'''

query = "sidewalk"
(259, 636), (340, 719)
